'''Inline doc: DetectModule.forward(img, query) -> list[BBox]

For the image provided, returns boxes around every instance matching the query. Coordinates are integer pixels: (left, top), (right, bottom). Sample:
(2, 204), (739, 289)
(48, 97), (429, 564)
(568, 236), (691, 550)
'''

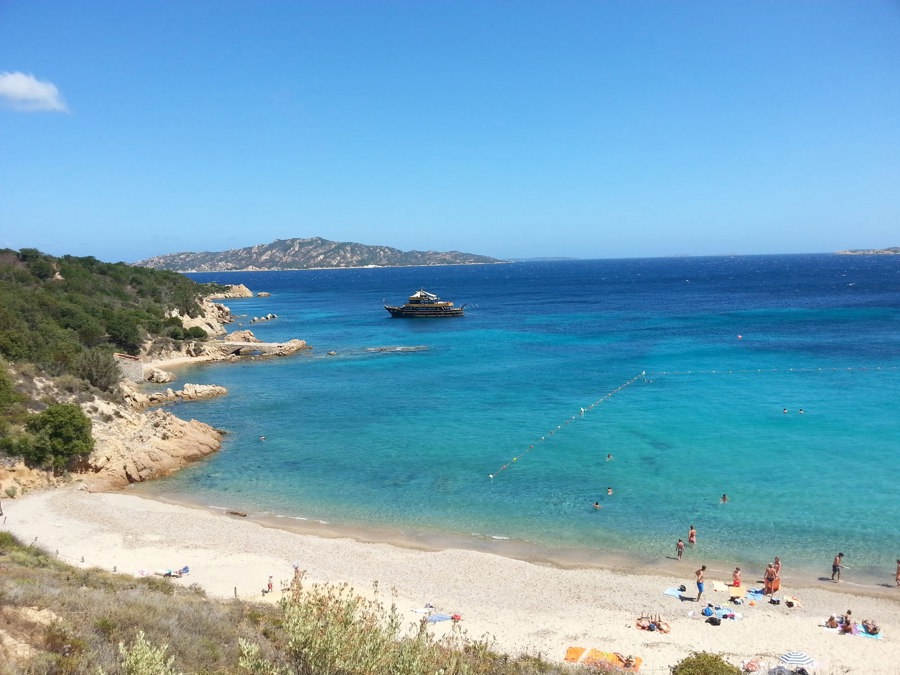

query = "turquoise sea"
(134, 255), (900, 588)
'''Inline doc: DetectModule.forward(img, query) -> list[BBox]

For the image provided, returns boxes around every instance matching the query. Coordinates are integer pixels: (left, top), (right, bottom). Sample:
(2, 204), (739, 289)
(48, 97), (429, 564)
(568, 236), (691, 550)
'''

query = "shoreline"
(135, 484), (899, 603)
(4, 486), (898, 672)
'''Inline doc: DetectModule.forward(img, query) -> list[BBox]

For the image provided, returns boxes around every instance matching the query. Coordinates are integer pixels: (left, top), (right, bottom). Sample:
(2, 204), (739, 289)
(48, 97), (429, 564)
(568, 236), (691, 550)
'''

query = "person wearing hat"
(832, 552), (845, 582)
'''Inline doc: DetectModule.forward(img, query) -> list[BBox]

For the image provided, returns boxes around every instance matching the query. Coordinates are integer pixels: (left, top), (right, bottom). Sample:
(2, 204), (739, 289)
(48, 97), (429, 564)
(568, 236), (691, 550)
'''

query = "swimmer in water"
(607, 487), (613, 496)
(721, 493), (728, 503)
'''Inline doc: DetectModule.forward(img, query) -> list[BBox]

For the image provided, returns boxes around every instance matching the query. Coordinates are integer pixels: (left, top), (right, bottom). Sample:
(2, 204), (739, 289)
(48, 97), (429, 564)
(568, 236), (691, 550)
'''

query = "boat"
(384, 289), (465, 318)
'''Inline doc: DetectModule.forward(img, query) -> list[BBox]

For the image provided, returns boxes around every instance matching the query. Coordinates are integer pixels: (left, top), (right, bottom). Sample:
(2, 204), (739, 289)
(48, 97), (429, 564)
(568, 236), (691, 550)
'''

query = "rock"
(78, 395), (225, 490)
(146, 368), (175, 383)
(228, 329), (260, 342)
(208, 284), (254, 298)
(257, 292), (271, 297)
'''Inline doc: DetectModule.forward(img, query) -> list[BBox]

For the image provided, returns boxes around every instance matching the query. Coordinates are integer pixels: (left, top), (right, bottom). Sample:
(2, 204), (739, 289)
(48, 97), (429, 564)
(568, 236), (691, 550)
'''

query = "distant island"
(836, 247), (900, 255)
(135, 237), (504, 272)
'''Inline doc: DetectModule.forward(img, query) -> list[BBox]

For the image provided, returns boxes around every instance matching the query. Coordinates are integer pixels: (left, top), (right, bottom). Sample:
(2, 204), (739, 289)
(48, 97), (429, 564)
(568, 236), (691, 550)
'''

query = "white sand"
(3, 487), (897, 673)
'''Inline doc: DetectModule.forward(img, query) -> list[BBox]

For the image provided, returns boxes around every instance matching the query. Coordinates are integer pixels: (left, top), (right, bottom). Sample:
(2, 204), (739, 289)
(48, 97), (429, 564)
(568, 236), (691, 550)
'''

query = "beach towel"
(426, 613), (452, 623)
(746, 588), (765, 600)
(855, 624), (883, 639)
(582, 649), (642, 671)
(712, 580), (729, 592)
(664, 587), (683, 597)
(564, 647), (586, 662)
(715, 608), (742, 620)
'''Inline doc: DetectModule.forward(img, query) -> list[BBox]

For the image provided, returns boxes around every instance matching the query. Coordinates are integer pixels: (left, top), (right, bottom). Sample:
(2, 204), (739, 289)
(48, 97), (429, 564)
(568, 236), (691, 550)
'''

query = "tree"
(23, 403), (94, 471)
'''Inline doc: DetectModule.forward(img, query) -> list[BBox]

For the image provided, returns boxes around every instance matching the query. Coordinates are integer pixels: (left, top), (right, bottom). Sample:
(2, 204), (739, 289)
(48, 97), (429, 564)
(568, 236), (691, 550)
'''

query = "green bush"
(23, 403), (94, 471)
(671, 652), (741, 675)
(75, 348), (122, 392)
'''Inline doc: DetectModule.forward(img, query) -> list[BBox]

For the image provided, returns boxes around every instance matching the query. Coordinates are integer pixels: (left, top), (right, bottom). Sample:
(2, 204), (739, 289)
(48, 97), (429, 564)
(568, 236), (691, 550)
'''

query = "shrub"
(116, 630), (180, 675)
(23, 403), (94, 471)
(75, 348), (122, 392)
(671, 652), (741, 675)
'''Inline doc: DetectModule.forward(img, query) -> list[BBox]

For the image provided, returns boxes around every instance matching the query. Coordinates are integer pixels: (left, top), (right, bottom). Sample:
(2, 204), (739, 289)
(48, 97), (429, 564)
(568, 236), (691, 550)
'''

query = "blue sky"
(1, 1), (898, 263)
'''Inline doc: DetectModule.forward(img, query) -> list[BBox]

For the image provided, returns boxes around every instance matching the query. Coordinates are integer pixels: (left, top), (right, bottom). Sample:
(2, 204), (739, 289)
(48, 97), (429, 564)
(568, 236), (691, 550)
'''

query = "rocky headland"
(0, 284), (308, 496)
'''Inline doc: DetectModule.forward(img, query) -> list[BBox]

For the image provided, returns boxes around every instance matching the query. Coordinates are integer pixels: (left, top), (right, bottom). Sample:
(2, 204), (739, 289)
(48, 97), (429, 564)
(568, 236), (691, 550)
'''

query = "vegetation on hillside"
(0, 532), (603, 674)
(0, 248), (217, 371)
(135, 236), (503, 272)
(0, 248), (223, 472)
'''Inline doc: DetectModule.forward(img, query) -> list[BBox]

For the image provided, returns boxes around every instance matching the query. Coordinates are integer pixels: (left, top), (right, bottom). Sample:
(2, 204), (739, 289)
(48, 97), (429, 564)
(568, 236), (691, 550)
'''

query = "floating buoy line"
(487, 364), (897, 480)
(488, 371), (647, 480)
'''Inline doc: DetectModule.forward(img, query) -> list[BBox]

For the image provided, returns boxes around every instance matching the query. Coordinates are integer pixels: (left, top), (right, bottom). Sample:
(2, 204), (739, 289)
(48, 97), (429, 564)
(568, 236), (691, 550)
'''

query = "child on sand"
(732, 567), (742, 587)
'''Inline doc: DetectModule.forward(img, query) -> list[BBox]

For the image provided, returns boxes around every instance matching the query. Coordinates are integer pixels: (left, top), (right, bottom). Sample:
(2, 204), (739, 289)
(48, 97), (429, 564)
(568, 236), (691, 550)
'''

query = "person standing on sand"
(695, 565), (707, 602)
(832, 552), (844, 582)
(676, 538), (685, 560)
(688, 525), (697, 545)
(895, 559), (899, 587)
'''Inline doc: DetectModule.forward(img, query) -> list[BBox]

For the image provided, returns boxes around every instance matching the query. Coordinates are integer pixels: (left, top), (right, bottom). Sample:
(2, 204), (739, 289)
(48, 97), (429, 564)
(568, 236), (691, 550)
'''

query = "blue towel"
(856, 624), (883, 639)
(663, 587), (683, 597)
(427, 613), (452, 623)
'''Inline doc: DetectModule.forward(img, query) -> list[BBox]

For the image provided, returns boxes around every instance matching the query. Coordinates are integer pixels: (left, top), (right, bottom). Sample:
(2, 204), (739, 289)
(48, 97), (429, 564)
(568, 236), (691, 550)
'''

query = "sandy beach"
(3, 487), (897, 673)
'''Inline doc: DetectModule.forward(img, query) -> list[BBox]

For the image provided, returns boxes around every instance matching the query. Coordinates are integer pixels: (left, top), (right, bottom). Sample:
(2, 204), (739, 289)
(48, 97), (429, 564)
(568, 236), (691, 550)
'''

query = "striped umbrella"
(780, 651), (814, 667)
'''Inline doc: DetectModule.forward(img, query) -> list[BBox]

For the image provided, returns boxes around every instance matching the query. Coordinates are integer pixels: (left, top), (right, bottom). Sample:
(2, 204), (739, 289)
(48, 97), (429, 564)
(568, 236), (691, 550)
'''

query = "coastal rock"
(257, 291), (271, 297)
(127, 383), (228, 407)
(78, 396), (224, 491)
(208, 283), (254, 298)
(250, 313), (278, 323)
(228, 329), (260, 343)
(146, 368), (175, 384)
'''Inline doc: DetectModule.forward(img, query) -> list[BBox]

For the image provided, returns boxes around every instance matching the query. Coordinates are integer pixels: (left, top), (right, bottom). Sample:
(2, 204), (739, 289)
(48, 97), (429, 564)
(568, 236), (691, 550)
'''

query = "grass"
(0, 532), (618, 675)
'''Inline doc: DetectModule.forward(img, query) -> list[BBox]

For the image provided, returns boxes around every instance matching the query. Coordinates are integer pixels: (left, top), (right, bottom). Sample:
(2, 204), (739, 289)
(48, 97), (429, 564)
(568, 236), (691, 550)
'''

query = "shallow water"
(133, 255), (900, 587)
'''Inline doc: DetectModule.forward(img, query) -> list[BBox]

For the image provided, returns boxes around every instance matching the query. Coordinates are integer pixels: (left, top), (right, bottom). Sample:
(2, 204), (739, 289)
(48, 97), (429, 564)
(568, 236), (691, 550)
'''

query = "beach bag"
(701, 606), (714, 617)
(678, 584), (686, 592)
(770, 598), (781, 605)
(705, 616), (721, 626)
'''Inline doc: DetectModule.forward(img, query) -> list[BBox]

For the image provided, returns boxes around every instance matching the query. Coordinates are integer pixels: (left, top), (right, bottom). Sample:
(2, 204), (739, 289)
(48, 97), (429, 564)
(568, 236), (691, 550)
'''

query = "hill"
(134, 236), (503, 271)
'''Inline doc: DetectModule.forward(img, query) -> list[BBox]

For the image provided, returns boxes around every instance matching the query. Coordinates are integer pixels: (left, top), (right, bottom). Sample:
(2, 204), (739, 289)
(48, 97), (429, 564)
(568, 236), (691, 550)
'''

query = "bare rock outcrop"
(146, 368), (175, 383)
(208, 283), (254, 298)
(78, 395), (224, 491)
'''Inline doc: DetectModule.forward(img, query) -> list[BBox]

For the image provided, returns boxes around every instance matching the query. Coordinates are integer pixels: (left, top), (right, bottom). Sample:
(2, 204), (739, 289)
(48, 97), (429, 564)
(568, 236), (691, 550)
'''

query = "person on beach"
(695, 565), (706, 602)
(732, 566), (742, 587)
(676, 538), (685, 560)
(688, 525), (697, 545)
(764, 563), (777, 595)
(895, 559), (900, 587)
(841, 609), (854, 633)
(832, 552), (844, 582)
(267, 576), (273, 593)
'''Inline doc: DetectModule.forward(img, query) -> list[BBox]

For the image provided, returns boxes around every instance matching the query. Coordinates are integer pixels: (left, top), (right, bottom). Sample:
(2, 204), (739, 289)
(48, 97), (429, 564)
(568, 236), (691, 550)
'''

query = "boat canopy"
(409, 290), (439, 302)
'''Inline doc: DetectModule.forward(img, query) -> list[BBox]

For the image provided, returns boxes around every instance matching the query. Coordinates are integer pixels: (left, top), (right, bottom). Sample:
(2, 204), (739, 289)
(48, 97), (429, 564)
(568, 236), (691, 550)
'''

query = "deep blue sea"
(134, 255), (900, 587)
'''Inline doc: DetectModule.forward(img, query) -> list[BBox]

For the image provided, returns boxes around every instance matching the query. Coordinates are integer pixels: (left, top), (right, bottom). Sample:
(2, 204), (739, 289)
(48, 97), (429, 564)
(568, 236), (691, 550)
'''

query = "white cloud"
(0, 71), (68, 112)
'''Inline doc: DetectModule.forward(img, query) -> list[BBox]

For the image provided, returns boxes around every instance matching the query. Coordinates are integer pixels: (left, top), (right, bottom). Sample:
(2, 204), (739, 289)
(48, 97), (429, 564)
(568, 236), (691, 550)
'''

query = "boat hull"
(385, 305), (464, 318)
